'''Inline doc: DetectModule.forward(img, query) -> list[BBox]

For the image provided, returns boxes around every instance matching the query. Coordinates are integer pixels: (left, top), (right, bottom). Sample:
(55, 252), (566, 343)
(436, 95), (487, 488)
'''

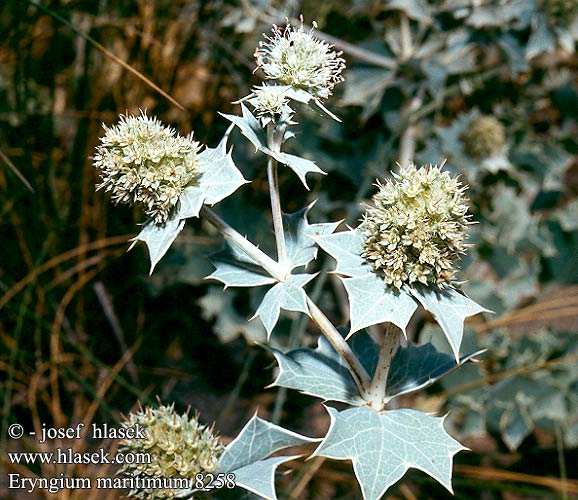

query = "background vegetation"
(1, 0), (577, 498)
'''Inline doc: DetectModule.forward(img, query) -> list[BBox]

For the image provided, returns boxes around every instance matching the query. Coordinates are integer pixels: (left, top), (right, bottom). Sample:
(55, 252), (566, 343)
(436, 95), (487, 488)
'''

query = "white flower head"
(251, 84), (293, 118)
(254, 18), (346, 100)
(93, 111), (201, 224)
(359, 162), (471, 289)
(118, 403), (224, 499)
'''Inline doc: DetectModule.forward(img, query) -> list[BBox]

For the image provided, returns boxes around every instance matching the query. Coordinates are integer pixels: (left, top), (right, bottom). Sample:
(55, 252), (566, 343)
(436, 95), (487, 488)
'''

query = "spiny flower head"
(360, 163), (471, 289)
(251, 84), (293, 117)
(118, 403), (224, 499)
(93, 112), (201, 224)
(254, 19), (346, 100)
(461, 115), (506, 159)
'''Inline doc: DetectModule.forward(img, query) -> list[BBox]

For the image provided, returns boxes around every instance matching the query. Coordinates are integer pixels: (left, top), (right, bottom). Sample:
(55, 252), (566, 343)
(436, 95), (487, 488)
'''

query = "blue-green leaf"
(410, 287), (489, 360)
(197, 130), (249, 206)
(269, 150), (325, 189)
(218, 414), (317, 473)
(208, 243), (277, 288)
(130, 217), (185, 274)
(270, 334), (370, 406)
(222, 104), (325, 187)
(253, 274), (315, 336)
(231, 456), (299, 500)
(176, 185), (205, 219)
(313, 406), (465, 500)
(314, 229), (369, 277)
(131, 128), (247, 273)
(388, 343), (485, 398)
(342, 272), (417, 336)
(196, 415), (317, 500)
(526, 13), (556, 60)
(271, 329), (483, 404)
(284, 87), (342, 121)
(283, 204), (340, 271)
(220, 105), (266, 151)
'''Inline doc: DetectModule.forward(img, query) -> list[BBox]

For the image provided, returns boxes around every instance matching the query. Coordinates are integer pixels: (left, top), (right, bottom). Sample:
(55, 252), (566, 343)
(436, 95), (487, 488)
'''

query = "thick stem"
(201, 206), (284, 281)
(267, 122), (288, 272)
(367, 322), (401, 411)
(306, 297), (371, 396)
(399, 12), (413, 62)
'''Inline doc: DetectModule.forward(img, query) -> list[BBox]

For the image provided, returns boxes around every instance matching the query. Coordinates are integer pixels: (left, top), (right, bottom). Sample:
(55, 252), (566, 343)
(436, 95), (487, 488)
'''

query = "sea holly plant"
(94, 18), (489, 500)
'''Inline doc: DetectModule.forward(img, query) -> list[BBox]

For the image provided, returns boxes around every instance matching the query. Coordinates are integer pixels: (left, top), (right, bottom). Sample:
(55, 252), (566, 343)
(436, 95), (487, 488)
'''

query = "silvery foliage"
(117, 20), (490, 500)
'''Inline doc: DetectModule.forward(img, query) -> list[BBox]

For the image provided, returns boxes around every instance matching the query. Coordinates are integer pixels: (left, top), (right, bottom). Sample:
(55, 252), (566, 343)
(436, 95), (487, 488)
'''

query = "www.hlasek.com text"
(7, 447), (150, 465)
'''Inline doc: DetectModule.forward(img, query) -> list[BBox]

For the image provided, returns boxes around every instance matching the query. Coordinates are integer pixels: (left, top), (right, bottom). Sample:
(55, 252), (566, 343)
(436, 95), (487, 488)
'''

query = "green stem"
(367, 323), (401, 411)
(266, 122), (288, 273)
(306, 297), (371, 396)
(200, 206), (371, 399)
(200, 206), (284, 281)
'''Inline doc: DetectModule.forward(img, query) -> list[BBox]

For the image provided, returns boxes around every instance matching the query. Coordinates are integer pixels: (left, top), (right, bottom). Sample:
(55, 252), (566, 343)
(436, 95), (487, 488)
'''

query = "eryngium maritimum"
(255, 20), (346, 100)
(252, 84), (292, 117)
(93, 112), (200, 224)
(118, 403), (224, 499)
(461, 115), (506, 159)
(360, 163), (471, 289)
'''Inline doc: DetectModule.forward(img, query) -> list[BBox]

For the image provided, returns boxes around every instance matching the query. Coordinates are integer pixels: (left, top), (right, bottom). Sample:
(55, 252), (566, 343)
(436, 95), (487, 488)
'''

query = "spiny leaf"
(218, 414), (317, 473)
(206, 415), (316, 500)
(176, 185), (205, 219)
(230, 455), (299, 500)
(314, 228), (369, 277)
(526, 13), (556, 60)
(410, 286), (489, 361)
(130, 217), (185, 274)
(342, 272), (417, 336)
(222, 104), (325, 188)
(270, 334), (371, 406)
(284, 87), (342, 121)
(253, 274), (316, 336)
(271, 329), (483, 404)
(313, 406), (465, 500)
(283, 204), (340, 271)
(208, 243), (277, 288)
(220, 104), (267, 151)
(197, 131), (249, 205)
(269, 150), (326, 189)
(388, 344), (485, 398)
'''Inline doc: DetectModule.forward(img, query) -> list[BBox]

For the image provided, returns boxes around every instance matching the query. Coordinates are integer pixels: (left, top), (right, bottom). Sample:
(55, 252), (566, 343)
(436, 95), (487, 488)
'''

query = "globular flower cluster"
(360, 163), (471, 289)
(461, 115), (506, 159)
(93, 112), (201, 224)
(118, 403), (224, 500)
(251, 84), (293, 117)
(254, 20), (346, 100)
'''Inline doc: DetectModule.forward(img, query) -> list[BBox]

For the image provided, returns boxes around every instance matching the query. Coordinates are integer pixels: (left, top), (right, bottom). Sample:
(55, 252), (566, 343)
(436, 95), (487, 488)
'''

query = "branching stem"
(201, 206), (284, 281)
(204, 119), (372, 399)
(200, 208), (371, 397)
